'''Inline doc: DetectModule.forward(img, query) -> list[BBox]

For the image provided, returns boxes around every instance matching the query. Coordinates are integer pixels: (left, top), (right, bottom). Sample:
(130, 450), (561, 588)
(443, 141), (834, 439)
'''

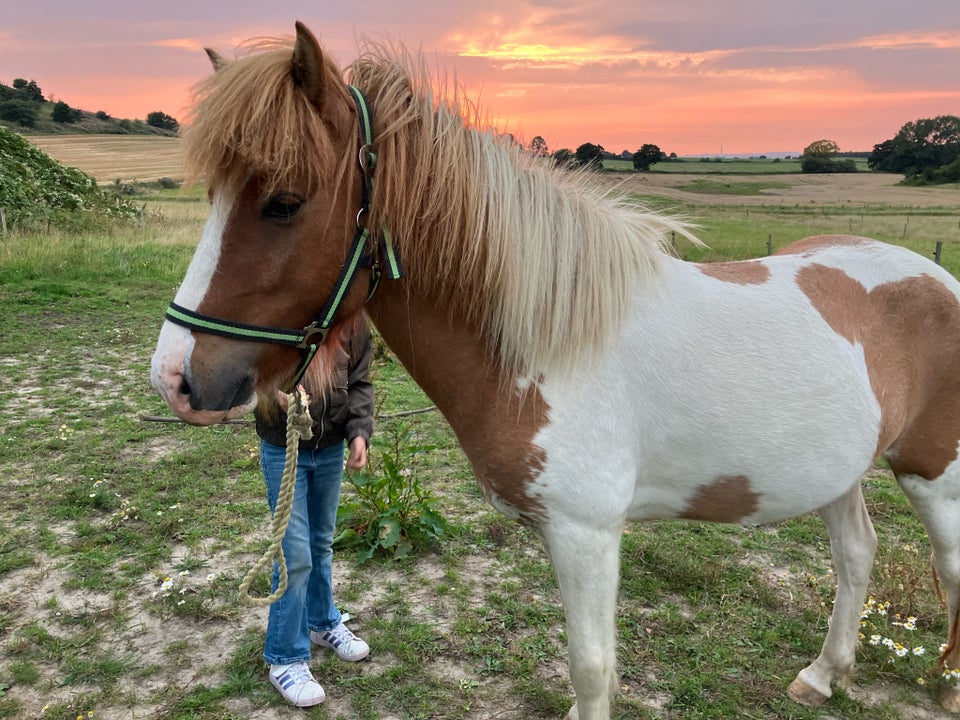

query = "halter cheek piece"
(164, 86), (403, 391)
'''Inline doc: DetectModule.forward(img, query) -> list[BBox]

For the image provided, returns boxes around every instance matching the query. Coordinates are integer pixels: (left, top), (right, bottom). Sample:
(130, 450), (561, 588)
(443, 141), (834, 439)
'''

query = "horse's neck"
(366, 280), (549, 520)
(366, 283), (499, 422)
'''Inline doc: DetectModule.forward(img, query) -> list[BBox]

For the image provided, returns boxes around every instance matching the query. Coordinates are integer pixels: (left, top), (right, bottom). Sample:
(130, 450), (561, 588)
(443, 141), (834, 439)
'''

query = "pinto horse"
(151, 22), (960, 719)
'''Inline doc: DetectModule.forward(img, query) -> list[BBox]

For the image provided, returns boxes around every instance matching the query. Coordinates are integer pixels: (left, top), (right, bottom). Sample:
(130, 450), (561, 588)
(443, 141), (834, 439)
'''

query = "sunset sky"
(4, 1), (960, 155)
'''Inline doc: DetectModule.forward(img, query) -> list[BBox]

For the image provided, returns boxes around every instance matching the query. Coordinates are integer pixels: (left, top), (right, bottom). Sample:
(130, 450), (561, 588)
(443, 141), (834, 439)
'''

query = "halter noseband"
(164, 85), (403, 391)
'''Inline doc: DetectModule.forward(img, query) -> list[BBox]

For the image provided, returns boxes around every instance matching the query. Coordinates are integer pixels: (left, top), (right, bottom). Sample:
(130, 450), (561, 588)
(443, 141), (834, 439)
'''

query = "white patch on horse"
(150, 192), (231, 407)
(174, 193), (230, 310)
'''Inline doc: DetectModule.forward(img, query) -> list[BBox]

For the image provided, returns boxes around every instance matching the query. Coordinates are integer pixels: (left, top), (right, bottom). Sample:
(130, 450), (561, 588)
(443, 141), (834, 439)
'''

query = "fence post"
(766, 234), (772, 256)
(0, 207), (6, 237)
(934, 241), (943, 266)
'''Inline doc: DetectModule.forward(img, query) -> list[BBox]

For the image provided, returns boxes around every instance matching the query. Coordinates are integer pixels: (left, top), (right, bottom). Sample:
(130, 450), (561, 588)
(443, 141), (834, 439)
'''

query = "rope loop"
(239, 387), (314, 607)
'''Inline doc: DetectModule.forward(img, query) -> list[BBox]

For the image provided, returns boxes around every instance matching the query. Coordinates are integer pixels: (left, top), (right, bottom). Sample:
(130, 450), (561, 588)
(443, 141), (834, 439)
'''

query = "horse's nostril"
(178, 377), (191, 397)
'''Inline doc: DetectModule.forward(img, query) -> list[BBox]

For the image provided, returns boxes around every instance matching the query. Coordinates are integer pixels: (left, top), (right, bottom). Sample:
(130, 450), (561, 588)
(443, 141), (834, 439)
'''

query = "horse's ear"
(291, 21), (326, 109)
(205, 47), (227, 72)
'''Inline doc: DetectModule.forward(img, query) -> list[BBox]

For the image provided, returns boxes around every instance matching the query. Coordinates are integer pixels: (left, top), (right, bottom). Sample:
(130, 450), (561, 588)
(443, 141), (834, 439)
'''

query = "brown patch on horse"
(366, 289), (550, 523)
(680, 475), (760, 522)
(796, 264), (960, 479)
(775, 234), (871, 257)
(697, 260), (770, 284)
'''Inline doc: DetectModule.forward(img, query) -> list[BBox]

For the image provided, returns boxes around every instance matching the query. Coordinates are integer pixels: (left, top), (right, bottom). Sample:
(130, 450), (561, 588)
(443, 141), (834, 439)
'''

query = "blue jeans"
(260, 439), (344, 665)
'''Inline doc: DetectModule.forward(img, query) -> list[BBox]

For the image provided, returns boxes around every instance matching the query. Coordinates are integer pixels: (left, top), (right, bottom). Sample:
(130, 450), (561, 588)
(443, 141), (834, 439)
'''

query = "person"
(254, 317), (374, 707)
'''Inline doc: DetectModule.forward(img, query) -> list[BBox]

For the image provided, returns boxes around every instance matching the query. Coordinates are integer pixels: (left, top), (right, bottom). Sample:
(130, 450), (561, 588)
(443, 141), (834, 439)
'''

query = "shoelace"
(327, 626), (358, 646)
(278, 663), (314, 688)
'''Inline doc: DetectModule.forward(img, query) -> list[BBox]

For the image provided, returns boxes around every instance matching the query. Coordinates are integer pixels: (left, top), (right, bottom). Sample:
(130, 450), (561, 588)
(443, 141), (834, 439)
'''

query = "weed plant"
(335, 417), (450, 562)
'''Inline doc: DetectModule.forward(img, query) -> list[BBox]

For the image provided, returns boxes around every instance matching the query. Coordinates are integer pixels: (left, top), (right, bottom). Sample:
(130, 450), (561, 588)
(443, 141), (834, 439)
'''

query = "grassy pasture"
(2, 146), (960, 719)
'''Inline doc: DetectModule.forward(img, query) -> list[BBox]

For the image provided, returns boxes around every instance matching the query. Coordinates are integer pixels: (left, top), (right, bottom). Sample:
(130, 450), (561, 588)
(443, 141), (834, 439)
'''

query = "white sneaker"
(269, 662), (325, 707)
(311, 621), (370, 661)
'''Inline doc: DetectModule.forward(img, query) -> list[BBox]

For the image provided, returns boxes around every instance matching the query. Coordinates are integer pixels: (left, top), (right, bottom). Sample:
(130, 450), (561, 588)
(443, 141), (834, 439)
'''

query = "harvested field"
(598, 171), (960, 208)
(27, 135), (182, 183)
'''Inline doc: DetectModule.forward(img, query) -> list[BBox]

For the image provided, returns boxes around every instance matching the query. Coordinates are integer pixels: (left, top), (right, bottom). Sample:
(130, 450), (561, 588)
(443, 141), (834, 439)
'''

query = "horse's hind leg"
(896, 468), (960, 712)
(541, 518), (623, 720)
(788, 482), (877, 706)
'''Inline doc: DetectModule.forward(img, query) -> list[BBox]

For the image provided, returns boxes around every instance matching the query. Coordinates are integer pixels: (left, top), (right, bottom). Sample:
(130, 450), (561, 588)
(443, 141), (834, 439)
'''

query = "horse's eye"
(263, 194), (304, 221)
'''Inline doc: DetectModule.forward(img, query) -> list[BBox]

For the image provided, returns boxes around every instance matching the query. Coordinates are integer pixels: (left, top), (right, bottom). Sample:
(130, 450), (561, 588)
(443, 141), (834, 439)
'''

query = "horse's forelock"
(182, 38), (352, 198)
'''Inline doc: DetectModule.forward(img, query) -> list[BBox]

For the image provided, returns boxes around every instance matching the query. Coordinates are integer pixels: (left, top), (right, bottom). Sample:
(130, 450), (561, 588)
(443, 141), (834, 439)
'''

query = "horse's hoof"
(941, 686), (960, 713)
(787, 678), (829, 707)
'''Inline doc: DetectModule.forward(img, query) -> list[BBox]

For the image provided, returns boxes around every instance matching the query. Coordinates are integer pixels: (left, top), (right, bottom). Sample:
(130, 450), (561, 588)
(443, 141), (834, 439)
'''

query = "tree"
(574, 142), (605, 171)
(552, 148), (573, 168)
(146, 111), (179, 132)
(633, 143), (663, 171)
(528, 135), (549, 158)
(12, 78), (43, 102)
(801, 138), (856, 174)
(51, 100), (80, 124)
(802, 139), (840, 158)
(868, 115), (960, 180)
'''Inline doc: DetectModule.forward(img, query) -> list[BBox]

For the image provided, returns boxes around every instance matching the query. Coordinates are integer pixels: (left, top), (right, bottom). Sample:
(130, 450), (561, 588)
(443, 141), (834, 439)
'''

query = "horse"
(151, 21), (960, 720)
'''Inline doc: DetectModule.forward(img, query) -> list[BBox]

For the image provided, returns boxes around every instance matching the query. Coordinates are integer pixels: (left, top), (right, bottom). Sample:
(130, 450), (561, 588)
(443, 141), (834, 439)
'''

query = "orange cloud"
(151, 38), (208, 53)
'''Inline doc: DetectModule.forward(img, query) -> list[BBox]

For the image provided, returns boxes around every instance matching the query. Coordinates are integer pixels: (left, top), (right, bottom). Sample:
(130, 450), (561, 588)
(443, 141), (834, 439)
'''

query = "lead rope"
(238, 387), (314, 607)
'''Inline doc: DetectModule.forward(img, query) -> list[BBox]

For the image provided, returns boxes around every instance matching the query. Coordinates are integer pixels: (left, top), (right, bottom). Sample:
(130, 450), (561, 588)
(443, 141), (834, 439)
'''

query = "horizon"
(3, 1), (959, 157)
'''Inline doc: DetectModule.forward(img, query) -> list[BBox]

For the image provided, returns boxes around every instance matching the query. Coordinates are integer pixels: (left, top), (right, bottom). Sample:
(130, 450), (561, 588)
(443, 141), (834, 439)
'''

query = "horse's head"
(151, 22), (373, 424)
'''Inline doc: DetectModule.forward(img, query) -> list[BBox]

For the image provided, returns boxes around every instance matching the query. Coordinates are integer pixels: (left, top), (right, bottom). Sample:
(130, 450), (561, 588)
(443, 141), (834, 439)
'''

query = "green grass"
(0, 179), (958, 718)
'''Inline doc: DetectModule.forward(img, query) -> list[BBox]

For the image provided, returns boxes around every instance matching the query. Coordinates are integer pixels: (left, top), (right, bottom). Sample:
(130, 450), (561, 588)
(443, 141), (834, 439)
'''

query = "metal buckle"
(297, 322), (329, 348)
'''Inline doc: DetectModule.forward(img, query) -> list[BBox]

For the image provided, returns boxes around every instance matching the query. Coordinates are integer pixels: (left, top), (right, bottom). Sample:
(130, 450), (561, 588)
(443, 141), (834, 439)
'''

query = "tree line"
(526, 114), (960, 184)
(0, 78), (179, 132)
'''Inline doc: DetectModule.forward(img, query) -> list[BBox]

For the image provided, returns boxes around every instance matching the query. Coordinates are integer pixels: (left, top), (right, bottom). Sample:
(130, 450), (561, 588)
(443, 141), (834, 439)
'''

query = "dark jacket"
(255, 320), (374, 450)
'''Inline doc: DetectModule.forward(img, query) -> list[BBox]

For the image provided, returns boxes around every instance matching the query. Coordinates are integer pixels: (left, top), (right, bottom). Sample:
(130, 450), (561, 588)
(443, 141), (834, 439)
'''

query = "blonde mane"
(182, 36), (696, 379)
(348, 42), (695, 377)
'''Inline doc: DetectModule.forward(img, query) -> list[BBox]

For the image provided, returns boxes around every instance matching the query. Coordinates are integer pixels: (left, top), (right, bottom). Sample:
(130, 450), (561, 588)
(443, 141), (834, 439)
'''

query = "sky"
(3, 1), (960, 156)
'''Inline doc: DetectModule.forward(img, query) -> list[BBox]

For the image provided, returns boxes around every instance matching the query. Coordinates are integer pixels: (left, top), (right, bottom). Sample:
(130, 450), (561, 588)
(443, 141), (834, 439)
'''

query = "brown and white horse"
(151, 22), (960, 719)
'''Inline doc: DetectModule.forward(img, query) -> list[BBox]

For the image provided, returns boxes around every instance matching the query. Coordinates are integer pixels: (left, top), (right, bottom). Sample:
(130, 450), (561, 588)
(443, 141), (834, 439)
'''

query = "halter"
(164, 85), (403, 390)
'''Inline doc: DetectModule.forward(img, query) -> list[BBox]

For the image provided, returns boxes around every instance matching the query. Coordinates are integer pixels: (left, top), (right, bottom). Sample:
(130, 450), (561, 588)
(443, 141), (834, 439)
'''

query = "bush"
(801, 156), (857, 173)
(0, 125), (139, 230)
(0, 100), (38, 127)
(146, 111), (179, 132)
(51, 101), (80, 124)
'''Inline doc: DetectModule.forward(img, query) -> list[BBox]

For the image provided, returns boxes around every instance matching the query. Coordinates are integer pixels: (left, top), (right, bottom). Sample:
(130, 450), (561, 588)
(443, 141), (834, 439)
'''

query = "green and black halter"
(164, 85), (402, 390)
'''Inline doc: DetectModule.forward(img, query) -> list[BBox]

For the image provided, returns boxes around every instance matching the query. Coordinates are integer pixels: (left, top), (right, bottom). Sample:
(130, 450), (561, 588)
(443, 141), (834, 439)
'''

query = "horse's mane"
(182, 34), (696, 380)
(349, 41), (696, 378)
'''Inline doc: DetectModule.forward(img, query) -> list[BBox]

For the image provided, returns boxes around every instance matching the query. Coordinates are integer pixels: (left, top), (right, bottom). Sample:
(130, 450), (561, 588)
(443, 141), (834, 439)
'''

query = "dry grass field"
(27, 135), (182, 184)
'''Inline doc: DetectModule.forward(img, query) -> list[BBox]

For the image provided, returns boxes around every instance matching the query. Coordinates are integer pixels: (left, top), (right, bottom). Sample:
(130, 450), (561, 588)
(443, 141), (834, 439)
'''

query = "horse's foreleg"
(788, 482), (877, 706)
(541, 518), (624, 720)
(895, 470), (960, 712)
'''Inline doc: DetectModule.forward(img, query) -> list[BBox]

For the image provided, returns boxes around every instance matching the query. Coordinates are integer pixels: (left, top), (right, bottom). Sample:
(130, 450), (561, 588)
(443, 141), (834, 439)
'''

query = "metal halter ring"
(358, 144), (375, 175)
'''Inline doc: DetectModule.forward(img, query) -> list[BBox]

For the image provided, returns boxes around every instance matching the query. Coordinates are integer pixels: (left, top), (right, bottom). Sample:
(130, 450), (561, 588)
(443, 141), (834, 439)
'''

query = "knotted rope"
(238, 387), (314, 607)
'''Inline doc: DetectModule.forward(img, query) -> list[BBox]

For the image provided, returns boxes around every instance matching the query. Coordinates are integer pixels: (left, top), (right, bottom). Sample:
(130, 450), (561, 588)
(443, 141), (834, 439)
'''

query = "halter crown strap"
(164, 85), (401, 391)
(348, 85), (403, 282)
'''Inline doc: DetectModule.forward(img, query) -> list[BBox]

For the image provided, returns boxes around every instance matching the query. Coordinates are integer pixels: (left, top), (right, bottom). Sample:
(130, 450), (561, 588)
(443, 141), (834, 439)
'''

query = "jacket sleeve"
(345, 319), (375, 447)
